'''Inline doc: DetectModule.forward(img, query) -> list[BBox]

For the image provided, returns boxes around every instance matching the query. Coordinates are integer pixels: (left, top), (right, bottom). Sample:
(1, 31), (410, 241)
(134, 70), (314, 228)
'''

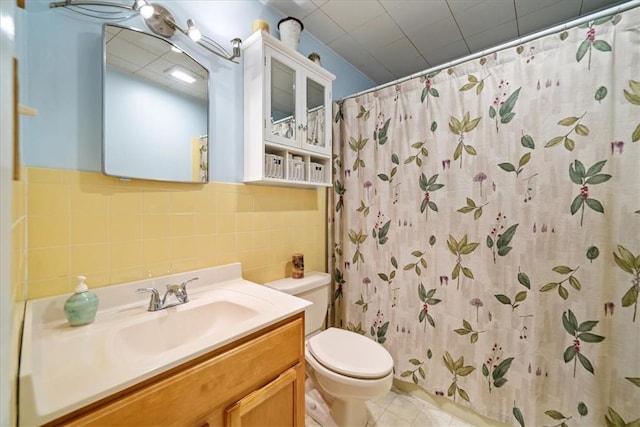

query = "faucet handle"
(180, 277), (199, 291)
(165, 283), (189, 303)
(136, 287), (161, 311)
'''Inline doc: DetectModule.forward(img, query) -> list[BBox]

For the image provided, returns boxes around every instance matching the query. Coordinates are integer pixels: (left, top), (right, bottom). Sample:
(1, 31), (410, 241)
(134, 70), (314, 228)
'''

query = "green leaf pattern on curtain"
(329, 8), (640, 427)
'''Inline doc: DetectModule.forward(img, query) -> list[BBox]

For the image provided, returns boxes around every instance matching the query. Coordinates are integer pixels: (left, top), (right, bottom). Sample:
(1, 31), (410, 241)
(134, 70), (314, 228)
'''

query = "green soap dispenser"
(63, 275), (99, 326)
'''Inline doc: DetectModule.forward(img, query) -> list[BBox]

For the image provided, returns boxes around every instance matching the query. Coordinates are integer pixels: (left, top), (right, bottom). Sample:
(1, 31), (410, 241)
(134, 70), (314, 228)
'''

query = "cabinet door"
(302, 73), (331, 155)
(225, 363), (305, 427)
(266, 47), (301, 148)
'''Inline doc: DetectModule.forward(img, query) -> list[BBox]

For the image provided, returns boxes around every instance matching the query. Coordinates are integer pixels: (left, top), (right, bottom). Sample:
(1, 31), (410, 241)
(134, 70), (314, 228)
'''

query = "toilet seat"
(308, 328), (393, 380)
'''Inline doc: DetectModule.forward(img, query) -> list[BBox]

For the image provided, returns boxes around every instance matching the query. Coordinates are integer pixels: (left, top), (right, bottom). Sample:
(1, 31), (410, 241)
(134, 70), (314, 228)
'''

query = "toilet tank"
(264, 272), (331, 337)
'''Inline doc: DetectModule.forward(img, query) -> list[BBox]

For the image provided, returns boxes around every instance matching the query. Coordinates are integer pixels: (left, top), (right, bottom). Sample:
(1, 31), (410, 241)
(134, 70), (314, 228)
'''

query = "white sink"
(19, 263), (311, 426)
(113, 297), (261, 358)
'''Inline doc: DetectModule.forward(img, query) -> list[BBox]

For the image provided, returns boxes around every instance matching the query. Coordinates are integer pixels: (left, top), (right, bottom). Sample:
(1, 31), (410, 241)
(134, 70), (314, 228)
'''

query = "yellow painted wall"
(25, 167), (327, 299)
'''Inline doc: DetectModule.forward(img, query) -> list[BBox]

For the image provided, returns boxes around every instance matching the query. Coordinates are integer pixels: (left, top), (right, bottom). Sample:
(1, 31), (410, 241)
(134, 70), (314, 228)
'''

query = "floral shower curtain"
(330, 6), (639, 427)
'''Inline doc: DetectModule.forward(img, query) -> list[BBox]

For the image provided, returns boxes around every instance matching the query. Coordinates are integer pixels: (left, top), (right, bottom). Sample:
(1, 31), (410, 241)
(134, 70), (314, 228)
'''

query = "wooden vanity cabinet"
(51, 313), (305, 427)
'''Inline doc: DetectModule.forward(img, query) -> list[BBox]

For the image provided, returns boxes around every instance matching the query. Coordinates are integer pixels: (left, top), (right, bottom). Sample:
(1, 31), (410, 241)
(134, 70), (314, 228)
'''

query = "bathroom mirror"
(103, 24), (209, 183)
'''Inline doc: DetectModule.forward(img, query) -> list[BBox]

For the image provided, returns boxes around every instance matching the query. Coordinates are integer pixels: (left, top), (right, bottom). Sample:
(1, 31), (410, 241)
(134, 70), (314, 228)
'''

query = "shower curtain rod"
(341, 0), (640, 101)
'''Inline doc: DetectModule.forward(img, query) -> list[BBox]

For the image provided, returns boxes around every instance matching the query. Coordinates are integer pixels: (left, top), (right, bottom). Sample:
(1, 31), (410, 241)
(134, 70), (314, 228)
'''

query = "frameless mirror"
(103, 24), (209, 183)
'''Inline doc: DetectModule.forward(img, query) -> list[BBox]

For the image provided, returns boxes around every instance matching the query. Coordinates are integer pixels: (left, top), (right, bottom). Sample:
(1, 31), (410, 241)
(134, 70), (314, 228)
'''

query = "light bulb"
(186, 19), (201, 42)
(135, 0), (154, 19)
(140, 4), (154, 19)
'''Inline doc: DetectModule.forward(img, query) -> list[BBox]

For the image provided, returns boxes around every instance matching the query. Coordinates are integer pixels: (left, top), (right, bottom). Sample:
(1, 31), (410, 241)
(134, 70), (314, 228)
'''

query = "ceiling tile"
(265, 0), (318, 19)
(302, 9), (346, 45)
(449, 0), (516, 37)
(143, 56), (173, 76)
(385, 0), (452, 28)
(514, 0), (562, 17)
(320, 0), (387, 32)
(134, 67), (175, 88)
(375, 41), (430, 78)
(365, 65), (398, 85)
(327, 33), (365, 62)
(105, 25), (119, 41)
(447, 0), (484, 12)
(465, 19), (519, 52)
(517, 0), (582, 35)
(106, 54), (138, 74)
(388, 59), (432, 80)
(580, 0), (627, 14)
(371, 37), (427, 74)
(118, 29), (170, 56)
(410, 16), (465, 56)
(328, 33), (390, 81)
(108, 38), (156, 68)
(423, 38), (471, 67)
(350, 13), (405, 50)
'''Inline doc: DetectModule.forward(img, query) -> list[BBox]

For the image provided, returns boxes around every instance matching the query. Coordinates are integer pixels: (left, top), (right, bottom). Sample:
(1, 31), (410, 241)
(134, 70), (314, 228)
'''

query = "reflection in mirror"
(103, 24), (209, 183)
(306, 77), (325, 148)
(270, 57), (296, 141)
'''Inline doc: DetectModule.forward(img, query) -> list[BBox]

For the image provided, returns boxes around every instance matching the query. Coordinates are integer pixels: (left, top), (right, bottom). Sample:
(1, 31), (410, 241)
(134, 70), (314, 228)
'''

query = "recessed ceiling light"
(165, 66), (197, 84)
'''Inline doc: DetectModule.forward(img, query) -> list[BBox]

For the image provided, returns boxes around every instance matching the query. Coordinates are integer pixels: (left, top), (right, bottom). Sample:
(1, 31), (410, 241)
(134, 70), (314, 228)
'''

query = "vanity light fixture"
(49, 0), (242, 64)
(49, 0), (154, 20)
(144, 4), (242, 63)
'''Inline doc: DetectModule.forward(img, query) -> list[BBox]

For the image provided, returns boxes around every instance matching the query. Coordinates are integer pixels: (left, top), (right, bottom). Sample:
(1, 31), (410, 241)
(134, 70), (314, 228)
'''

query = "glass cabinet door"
(268, 54), (298, 146)
(303, 75), (330, 154)
(305, 77), (324, 148)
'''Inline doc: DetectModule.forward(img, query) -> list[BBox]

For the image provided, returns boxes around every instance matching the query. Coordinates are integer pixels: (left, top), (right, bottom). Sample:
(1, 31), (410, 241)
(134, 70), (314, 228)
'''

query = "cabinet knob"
(298, 124), (308, 131)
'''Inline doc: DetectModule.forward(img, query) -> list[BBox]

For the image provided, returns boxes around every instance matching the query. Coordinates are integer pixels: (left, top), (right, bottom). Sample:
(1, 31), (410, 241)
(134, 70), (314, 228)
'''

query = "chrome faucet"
(136, 277), (199, 311)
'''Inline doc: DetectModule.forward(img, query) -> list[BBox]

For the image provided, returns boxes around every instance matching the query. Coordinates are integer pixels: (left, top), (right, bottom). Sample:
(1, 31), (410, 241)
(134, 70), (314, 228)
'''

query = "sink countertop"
(19, 263), (311, 426)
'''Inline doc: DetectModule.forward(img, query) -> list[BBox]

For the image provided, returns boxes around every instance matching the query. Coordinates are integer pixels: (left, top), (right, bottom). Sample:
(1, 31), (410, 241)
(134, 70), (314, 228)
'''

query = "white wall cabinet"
(243, 31), (335, 187)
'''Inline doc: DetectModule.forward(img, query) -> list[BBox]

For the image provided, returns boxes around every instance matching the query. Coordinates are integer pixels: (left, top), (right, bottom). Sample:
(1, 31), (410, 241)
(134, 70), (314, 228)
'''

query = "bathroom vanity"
(52, 315), (304, 426)
(19, 263), (309, 426)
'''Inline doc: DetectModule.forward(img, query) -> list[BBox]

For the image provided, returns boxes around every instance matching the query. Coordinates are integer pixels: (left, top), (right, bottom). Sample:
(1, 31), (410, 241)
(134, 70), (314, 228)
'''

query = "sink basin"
(113, 300), (259, 356)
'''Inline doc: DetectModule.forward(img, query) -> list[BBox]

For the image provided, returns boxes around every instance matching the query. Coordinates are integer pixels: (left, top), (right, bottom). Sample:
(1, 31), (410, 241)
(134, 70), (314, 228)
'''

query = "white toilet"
(265, 272), (394, 427)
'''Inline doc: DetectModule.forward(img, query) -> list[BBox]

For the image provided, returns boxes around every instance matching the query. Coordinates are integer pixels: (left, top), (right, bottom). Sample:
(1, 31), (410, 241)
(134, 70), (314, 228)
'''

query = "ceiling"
(266, 0), (633, 85)
(105, 26), (208, 101)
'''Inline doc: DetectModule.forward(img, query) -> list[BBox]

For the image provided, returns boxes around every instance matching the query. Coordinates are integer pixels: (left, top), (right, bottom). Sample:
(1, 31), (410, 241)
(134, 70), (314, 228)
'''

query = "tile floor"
(305, 388), (476, 427)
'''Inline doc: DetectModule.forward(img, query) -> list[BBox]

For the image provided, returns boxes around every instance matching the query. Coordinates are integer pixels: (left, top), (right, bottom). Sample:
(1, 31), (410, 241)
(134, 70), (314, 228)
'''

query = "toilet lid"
(308, 328), (393, 379)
